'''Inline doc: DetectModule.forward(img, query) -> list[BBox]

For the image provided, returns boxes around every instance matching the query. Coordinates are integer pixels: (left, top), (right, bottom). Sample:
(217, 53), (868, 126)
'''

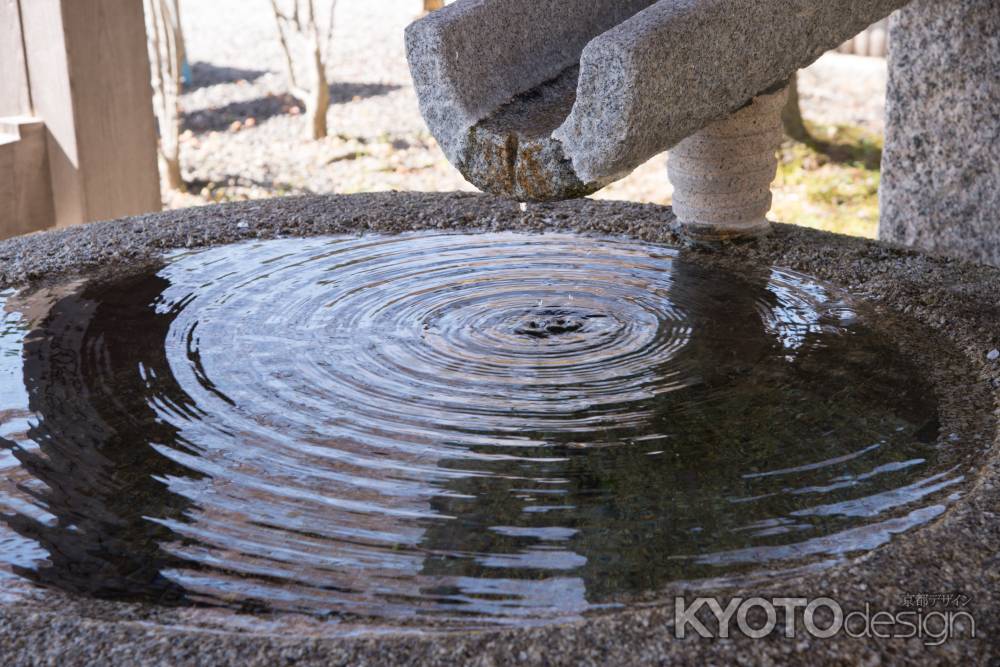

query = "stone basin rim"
(0, 192), (996, 665)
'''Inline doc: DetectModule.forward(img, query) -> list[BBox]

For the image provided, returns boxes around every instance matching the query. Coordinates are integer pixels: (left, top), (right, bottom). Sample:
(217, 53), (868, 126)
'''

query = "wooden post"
(0, 0), (51, 239)
(0, 119), (55, 239)
(16, 0), (162, 229)
(0, 0), (31, 117)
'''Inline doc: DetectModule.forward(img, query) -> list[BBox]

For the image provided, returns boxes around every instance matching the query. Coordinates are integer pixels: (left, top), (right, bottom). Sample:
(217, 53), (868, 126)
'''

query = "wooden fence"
(837, 17), (891, 58)
(0, 0), (161, 240)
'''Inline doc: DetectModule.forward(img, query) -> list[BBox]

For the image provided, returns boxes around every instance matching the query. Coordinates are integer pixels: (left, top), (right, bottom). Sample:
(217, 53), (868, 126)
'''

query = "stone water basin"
(0, 193), (995, 664)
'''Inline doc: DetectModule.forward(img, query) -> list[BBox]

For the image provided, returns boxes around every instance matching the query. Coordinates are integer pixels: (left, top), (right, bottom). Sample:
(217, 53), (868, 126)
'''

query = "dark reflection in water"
(0, 275), (199, 604)
(0, 233), (962, 626)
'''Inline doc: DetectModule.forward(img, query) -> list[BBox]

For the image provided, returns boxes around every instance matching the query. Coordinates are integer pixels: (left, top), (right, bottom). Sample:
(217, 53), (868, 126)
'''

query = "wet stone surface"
(0, 231), (971, 628)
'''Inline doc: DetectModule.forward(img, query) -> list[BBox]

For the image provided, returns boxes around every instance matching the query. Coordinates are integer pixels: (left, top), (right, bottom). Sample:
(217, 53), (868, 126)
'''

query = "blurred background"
(0, 0), (892, 241)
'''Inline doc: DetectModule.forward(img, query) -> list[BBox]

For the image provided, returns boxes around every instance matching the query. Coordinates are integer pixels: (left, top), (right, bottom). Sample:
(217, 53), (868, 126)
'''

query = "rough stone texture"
(879, 0), (1000, 268)
(406, 0), (909, 201)
(461, 66), (600, 201)
(668, 85), (787, 241)
(0, 192), (998, 665)
(404, 0), (655, 166)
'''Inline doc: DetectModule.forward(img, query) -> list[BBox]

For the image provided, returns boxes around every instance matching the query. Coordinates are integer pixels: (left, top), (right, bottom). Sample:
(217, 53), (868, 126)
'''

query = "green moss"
(771, 122), (883, 239)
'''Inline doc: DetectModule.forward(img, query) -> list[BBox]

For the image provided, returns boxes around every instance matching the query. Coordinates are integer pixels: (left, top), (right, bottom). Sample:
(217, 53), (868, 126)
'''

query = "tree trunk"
(306, 46), (330, 140)
(781, 73), (811, 143)
(270, 0), (336, 141)
(144, 0), (186, 190)
(162, 154), (184, 191)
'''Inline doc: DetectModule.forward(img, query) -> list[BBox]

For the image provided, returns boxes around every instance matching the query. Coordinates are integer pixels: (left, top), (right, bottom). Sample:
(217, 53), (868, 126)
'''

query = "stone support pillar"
(668, 86), (788, 243)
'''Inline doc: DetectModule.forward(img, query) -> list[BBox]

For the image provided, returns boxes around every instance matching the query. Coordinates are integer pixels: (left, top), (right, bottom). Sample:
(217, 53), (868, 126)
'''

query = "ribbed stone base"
(668, 86), (787, 243)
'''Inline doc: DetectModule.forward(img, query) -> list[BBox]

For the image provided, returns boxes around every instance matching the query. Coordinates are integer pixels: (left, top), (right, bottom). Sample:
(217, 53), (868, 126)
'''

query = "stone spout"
(405, 0), (906, 204)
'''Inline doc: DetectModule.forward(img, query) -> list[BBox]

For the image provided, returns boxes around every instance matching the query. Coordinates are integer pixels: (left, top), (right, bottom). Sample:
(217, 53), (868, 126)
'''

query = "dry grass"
(771, 122), (883, 239)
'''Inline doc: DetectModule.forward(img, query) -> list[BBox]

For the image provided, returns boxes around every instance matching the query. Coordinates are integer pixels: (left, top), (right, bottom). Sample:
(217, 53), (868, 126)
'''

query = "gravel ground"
(798, 52), (888, 132)
(0, 192), (997, 665)
(169, 1), (888, 211)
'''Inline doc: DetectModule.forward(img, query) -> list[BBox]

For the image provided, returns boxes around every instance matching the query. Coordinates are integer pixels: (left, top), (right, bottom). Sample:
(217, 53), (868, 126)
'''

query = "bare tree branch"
(270, 0), (307, 98)
(144, 0), (185, 190)
(268, 0), (336, 139)
(323, 0), (338, 65)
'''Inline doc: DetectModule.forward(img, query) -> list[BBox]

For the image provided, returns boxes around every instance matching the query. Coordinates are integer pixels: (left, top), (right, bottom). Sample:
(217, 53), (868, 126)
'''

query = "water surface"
(0, 233), (961, 625)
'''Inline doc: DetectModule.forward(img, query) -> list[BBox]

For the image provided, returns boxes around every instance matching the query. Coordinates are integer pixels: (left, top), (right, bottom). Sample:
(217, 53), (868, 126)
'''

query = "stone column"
(879, 0), (1000, 267)
(668, 86), (788, 244)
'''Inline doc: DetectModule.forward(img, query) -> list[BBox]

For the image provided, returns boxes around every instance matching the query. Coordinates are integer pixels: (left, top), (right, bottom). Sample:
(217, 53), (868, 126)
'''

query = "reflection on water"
(0, 233), (963, 626)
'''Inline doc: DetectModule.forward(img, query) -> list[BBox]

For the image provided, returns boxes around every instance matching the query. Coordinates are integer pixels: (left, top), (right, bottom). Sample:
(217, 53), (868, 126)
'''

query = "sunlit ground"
(772, 123), (883, 239)
(174, 121), (886, 240)
(171, 1), (888, 240)
(591, 120), (884, 239)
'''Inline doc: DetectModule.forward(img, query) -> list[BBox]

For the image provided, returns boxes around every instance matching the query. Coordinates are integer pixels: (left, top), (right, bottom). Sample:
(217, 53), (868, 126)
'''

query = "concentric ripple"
(0, 232), (967, 626)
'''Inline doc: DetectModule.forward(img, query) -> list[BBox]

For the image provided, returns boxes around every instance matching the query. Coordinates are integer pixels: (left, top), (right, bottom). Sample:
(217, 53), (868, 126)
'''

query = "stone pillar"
(879, 0), (1000, 267)
(668, 86), (787, 244)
